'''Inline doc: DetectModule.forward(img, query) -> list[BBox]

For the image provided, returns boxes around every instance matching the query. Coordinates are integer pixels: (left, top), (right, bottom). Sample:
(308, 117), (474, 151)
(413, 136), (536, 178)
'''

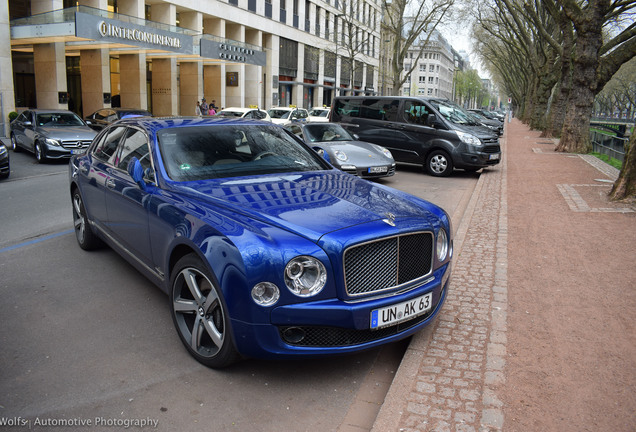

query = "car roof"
(220, 107), (262, 113)
(113, 116), (274, 135)
(29, 109), (77, 114)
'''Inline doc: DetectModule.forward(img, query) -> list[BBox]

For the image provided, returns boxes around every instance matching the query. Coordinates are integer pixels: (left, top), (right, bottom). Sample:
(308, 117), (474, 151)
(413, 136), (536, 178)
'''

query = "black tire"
(170, 254), (240, 368)
(71, 188), (102, 250)
(10, 134), (21, 152)
(35, 141), (47, 163)
(426, 150), (453, 177)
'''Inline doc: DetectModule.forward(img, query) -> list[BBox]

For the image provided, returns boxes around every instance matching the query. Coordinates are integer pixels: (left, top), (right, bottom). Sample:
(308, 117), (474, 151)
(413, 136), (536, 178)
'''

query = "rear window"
(333, 98), (399, 122)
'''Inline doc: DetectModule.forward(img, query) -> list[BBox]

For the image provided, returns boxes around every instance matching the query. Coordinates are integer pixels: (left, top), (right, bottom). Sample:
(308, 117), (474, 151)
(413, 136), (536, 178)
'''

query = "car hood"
(172, 171), (437, 242)
(314, 141), (393, 162)
(37, 126), (97, 140)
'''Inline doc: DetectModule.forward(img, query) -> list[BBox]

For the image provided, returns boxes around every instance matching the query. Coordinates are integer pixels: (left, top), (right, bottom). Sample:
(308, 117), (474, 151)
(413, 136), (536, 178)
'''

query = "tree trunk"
(555, 6), (604, 153)
(609, 131), (636, 201)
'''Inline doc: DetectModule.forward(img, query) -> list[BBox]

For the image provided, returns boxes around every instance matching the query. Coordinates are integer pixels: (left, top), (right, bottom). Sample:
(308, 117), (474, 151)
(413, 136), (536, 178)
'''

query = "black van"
(330, 96), (501, 176)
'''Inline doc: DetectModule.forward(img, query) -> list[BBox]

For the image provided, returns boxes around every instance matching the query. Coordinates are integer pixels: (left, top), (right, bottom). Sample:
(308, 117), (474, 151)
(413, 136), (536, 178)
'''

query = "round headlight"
(437, 228), (449, 262)
(284, 256), (327, 297)
(334, 150), (348, 162)
(251, 282), (280, 306)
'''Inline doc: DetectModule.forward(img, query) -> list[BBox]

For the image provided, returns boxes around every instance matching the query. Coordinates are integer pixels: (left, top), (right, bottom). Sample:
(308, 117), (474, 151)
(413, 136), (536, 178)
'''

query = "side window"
(16, 112), (29, 123)
(93, 126), (126, 164)
(379, 100), (399, 122)
(404, 101), (430, 125)
(117, 128), (151, 171)
(254, 110), (267, 120)
(333, 99), (360, 118)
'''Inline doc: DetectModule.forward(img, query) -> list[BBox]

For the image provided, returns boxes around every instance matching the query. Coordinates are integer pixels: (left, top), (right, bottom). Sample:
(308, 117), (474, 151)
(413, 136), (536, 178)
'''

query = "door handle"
(106, 179), (116, 189)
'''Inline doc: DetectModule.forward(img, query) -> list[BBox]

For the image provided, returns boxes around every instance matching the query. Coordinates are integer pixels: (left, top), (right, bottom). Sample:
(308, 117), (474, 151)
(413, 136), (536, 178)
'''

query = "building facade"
(402, 31), (454, 99)
(1, 0), (381, 135)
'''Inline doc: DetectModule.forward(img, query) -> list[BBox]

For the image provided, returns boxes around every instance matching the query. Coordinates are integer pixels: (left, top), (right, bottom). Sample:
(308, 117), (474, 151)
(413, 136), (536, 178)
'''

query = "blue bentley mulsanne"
(69, 117), (453, 368)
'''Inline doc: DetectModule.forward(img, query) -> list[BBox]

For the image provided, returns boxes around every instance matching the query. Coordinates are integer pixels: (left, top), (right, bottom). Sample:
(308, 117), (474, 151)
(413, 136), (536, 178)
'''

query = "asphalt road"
(0, 146), (478, 431)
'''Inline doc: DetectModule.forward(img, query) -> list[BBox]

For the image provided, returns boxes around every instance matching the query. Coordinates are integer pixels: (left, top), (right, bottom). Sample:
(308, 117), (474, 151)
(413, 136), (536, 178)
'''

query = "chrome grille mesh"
(344, 232), (433, 296)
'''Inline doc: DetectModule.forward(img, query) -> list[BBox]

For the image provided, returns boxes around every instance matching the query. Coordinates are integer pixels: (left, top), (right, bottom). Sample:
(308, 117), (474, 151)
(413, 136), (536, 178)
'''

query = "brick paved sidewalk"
(372, 118), (510, 432)
(372, 118), (635, 432)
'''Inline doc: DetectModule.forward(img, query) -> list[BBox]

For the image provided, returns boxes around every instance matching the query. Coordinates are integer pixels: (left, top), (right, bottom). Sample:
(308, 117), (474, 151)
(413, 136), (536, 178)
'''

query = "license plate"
(370, 292), (432, 329)
(71, 149), (86, 155)
(489, 153), (500, 160)
(368, 166), (388, 173)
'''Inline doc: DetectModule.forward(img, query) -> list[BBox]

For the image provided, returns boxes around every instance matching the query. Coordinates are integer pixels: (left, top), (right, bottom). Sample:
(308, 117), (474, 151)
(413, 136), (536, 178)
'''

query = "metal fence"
(590, 130), (628, 163)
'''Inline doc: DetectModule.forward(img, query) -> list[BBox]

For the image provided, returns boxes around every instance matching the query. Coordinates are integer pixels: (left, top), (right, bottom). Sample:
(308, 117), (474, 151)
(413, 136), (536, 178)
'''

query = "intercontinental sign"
(98, 21), (182, 49)
(75, 11), (193, 54)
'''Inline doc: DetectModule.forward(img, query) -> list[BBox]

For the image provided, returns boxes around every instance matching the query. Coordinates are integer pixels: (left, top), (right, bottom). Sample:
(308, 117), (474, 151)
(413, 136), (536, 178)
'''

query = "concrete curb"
(370, 160), (491, 432)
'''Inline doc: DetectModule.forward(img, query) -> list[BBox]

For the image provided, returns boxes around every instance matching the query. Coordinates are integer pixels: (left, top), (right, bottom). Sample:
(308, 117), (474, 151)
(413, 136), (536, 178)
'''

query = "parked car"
(0, 142), (10, 179)
(307, 107), (330, 122)
(331, 96), (501, 177)
(69, 117), (453, 368)
(10, 109), (97, 163)
(85, 108), (152, 131)
(467, 110), (503, 135)
(214, 107), (271, 122)
(267, 106), (309, 126)
(286, 122), (395, 179)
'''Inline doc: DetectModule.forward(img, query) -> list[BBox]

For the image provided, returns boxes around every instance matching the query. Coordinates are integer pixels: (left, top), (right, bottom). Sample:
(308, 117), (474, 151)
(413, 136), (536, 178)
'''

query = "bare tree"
(382, 0), (455, 96)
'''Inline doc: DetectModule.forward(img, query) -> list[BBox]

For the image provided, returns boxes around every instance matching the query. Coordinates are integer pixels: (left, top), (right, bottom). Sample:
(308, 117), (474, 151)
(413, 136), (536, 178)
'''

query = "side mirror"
(352, 133), (360, 140)
(127, 157), (147, 191)
(426, 114), (440, 128)
(24, 121), (32, 127)
(312, 146), (331, 163)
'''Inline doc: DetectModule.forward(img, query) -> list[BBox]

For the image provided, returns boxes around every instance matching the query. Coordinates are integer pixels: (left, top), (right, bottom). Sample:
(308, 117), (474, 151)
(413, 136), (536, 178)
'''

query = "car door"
(79, 126), (127, 231)
(11, 111), (31, 149)
(102, 127), (154, 267)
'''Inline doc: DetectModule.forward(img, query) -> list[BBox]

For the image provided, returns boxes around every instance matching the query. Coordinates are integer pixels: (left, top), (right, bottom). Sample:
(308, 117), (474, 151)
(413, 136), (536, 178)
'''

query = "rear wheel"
(170, 254), (240, 368)
(426, 150), (453, 177)
(71, 188), (102, 250)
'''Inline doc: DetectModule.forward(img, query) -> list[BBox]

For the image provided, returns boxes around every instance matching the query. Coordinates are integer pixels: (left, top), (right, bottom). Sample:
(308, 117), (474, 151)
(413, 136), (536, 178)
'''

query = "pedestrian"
(201, 98), (209, 115)
(195, 100), (202, 115)
(211, 100), (218, 111)
(209, 106), (216, 115)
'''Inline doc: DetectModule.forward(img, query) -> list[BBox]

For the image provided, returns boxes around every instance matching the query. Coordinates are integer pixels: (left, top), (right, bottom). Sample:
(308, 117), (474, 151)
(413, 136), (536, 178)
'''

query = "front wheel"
(35, 142), (47, 163)
(426, 150), (453, 177)
(10, 134), (20, 152)
(170, 254), (240, 368)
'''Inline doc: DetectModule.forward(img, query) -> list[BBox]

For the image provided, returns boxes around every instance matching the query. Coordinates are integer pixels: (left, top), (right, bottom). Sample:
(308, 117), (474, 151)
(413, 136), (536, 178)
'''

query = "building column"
(225, 23), (245, 109)
(33, 44), (67, 110)
(245, 29), (263, 109)
(151, 3), (177, 116)
(294, 44), (305, 108)
(203, 18), (224, 109)
(0, 0), (15, 136)
(179, 11), (203, 115)
(117, 0), (147, 109)
(119, 54), (147, 109)
(80, 50), (110, 117)
(264, 34), (279, 108)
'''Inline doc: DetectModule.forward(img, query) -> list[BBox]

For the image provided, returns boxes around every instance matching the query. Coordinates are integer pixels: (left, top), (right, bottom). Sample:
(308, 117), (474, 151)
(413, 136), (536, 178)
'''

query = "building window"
(429, 65), (434, 72)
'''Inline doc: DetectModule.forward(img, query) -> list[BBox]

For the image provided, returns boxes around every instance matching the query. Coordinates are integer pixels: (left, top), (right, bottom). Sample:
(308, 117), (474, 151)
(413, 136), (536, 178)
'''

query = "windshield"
(216, 110), (244, 118)
(428, 100), (478, 126)
(36, 112), (85, 127)
(158, 124), (329, 181)
(267, 109), (291, 119)
(309, 109), (329, 117)
(303, 124), (353, 142)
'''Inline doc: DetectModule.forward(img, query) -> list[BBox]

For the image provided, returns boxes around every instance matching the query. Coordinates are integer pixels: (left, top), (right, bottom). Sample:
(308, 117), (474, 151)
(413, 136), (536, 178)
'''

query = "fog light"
(251, 282), (280, 306)
(282, 327), (306, 344)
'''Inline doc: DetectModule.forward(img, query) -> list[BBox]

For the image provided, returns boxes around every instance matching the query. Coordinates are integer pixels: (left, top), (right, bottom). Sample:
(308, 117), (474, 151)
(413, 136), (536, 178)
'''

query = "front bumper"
(230, 262), (451, 359)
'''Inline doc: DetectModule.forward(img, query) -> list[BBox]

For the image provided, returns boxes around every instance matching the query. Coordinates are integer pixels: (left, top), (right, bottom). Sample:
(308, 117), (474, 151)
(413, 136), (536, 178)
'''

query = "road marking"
(0, 229), (74, 254)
